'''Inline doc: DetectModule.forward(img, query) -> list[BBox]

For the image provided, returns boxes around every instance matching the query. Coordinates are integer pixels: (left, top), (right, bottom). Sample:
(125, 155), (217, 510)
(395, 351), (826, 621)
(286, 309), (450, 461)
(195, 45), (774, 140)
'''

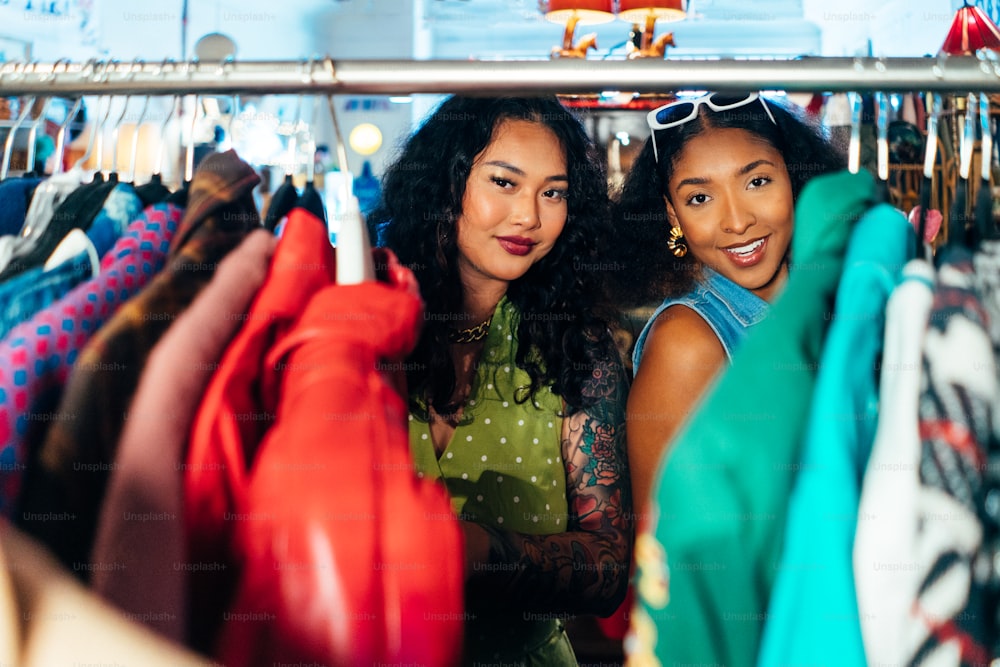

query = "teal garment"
(408, 296), (576, 666)
(756, 203), (914, 667)
(627, 170), (879, 667)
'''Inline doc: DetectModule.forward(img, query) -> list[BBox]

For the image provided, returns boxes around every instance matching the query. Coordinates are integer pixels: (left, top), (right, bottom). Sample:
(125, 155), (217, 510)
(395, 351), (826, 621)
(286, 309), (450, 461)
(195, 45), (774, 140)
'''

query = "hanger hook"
(221, 56), (238, 143)
(847, 91), (862, 174)
(109, 59), (143, 176)
(74, 91), (112, 173)
(1, 95), (36, 180)
(323, 55), (349, 189)
(875, 91), (890, 182)
(53, 97), (83, 175)
(25, 97), (52, 175)
(154, 96), (179, 178)
(184, 93), (201, 183)
(42, 57), (69, 84)
(304, 55), (319, 182)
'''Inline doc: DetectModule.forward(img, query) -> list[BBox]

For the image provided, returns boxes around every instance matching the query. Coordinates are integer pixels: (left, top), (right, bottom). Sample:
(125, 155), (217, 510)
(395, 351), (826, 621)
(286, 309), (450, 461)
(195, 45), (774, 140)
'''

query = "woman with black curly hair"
(613, 93), (846, 517)
(370, 95), (632, 665)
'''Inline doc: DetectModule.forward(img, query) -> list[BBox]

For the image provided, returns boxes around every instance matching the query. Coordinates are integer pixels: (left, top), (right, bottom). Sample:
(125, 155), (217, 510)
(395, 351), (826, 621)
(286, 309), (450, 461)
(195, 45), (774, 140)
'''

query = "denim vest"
(632, 267), (770, 371)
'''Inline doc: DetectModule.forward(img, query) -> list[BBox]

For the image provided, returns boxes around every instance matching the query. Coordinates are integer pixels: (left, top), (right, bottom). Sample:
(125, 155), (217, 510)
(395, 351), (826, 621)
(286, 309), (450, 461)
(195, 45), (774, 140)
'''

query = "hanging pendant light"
(541, 0), (616, 59)
(939, 1), (1000, 55)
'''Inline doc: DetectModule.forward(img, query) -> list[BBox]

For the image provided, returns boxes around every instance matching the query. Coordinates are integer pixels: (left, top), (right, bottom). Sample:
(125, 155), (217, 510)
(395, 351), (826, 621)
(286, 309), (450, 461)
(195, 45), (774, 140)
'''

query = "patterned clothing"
(908, 244), (996, 665)
(0, 177), (118, 281)
(18, 150), (261, 575)
(757, 203), (913, 667)
(0, 251), (95, 342)
(626, 170), (877, 667)
(84, 183), (143, 259)
(408, 295), (631, 666)
(0, 183), (141, 341)
(971, 241), (1000, 661)
(409, 296), (573, 665)
(0, 203), (183, 515)
(409, 297), (568, 533)
(853, 259), (936, 666)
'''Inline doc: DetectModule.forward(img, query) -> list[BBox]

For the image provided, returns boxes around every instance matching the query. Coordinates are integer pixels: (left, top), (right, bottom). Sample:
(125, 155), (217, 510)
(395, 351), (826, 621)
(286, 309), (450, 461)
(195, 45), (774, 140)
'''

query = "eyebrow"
(484, 160), (569, 182)
(673, 159), (779, 193)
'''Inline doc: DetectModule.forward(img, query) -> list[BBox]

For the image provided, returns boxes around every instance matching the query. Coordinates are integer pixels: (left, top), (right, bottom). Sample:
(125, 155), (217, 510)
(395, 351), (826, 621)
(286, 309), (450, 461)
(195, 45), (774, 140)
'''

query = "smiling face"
(665, 126), (794, 302)
(455, 118), (569, 297)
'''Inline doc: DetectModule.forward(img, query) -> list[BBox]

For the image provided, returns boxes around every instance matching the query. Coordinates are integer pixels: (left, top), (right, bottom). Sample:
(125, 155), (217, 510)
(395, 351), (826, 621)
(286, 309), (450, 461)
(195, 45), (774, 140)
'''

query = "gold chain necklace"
(448, 315), (493, 344)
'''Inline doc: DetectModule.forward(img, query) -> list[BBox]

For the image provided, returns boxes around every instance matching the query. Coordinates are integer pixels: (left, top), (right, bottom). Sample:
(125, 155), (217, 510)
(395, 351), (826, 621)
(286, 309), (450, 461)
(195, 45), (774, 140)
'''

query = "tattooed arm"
(463, 333), (633, 617)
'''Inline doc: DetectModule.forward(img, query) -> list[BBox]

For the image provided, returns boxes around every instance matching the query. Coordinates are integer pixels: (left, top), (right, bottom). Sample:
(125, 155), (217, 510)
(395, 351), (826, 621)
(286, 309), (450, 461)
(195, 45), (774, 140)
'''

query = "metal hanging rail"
(2, 56), (1000, 96)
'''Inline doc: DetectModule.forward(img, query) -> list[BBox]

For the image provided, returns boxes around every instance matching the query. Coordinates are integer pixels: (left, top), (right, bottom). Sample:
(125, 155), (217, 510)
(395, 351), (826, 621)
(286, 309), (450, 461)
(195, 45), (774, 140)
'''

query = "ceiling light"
(939, 1), (1000, 55)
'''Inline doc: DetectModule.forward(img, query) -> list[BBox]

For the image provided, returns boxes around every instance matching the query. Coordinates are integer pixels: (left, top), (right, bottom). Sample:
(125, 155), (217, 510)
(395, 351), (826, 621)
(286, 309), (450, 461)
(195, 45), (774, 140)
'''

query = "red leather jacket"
(184, 209), (463, 666)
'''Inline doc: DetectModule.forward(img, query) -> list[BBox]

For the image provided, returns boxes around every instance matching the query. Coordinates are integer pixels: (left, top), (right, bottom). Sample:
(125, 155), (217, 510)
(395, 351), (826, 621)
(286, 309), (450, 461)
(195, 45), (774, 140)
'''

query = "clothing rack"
(1, 56), (1000, 95)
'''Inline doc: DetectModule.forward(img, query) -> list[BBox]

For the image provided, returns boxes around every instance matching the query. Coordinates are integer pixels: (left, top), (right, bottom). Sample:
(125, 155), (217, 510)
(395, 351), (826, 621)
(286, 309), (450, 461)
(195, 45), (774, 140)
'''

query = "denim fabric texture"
(0, 251), (94, 342)
(632, 266), (770, 370)
(0, 177), (42, 236)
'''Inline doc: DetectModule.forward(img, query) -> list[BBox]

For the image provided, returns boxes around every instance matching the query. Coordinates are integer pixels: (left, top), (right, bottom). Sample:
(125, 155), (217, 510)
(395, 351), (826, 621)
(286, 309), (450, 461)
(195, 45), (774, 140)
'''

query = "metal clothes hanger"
(107, 94), (132, 181)
(874, 91), (891, 203)
(24, 97), (52, 176)
(916, 93), (942, 258)
(153, 95), (179, 180)
(1, 92), (37, 181)
(92, 60), (124, 180)
(53, 97), (84, 176)
(70, 60), (113, 176)
(183, 94), (202, 185)
(126, 96), (151, 184)
(947, 93), (978, 250)
(847, 91), (863, 175)
(975, 88), (997, 244)
(323, 56), (373, 285)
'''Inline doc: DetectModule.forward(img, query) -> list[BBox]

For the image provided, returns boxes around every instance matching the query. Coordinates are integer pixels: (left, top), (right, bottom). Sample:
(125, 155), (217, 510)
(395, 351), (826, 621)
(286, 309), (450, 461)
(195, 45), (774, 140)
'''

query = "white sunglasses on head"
(646, 92), (777, 163)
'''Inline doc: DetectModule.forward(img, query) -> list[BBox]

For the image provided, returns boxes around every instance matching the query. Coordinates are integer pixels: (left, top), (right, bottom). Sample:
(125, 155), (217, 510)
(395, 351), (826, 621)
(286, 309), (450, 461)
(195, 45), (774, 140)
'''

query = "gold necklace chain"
(448, 315), (493, 344)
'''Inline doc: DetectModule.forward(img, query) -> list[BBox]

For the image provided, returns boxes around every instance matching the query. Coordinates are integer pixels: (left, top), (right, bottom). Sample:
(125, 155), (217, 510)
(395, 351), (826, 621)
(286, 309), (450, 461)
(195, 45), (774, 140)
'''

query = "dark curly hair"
(608, 94), (847, 308)
(369, 95), (616, 417)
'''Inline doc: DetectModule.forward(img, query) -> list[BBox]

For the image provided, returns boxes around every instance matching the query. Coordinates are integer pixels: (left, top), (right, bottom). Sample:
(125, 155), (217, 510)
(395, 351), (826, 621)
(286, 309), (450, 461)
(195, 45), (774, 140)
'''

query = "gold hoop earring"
(667, 226), (687, 258)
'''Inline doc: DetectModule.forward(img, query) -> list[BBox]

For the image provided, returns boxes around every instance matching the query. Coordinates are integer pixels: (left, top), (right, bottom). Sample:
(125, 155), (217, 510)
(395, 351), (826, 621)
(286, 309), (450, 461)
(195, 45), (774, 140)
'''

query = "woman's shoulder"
(639, 304), (726, 377)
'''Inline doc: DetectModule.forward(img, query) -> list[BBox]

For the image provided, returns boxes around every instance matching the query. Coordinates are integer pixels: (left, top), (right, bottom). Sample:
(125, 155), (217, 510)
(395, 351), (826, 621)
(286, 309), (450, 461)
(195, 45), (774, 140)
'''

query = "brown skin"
(428, 119), (631, 612)
(627, 127), (795, 516)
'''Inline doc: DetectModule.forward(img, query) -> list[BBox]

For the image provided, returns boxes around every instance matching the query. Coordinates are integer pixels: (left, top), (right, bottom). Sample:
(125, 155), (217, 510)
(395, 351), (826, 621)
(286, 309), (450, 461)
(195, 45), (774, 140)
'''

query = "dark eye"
(687, 193), (709, 206)
(543, 188), (569, 201)
(491, 177), (514, 188)
(749, 176), (772, 189)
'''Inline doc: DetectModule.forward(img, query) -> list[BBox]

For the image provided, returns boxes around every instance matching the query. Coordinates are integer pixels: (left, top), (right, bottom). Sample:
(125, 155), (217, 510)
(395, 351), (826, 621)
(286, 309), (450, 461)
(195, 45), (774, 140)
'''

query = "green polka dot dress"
(408, 296), (577, 665)
(409, 297), (568, 533)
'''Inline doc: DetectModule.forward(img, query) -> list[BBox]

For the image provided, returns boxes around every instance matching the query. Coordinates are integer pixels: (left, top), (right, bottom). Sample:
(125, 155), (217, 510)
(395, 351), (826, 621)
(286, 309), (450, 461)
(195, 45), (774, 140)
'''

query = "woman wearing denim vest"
(612, 93), (845, 517)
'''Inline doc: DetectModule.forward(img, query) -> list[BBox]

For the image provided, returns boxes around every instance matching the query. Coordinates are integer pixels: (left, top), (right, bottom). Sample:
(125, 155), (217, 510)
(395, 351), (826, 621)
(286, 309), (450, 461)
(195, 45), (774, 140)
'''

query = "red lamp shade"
(617, 0), (687, 24)
(542, 0), (616, 25)
(940, 3), (1000, 55)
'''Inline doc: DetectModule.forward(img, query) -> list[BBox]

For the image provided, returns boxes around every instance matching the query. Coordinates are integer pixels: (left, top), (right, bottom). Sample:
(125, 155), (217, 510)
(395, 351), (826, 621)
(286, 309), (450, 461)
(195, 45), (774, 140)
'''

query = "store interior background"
(0, 0), (977, 212)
